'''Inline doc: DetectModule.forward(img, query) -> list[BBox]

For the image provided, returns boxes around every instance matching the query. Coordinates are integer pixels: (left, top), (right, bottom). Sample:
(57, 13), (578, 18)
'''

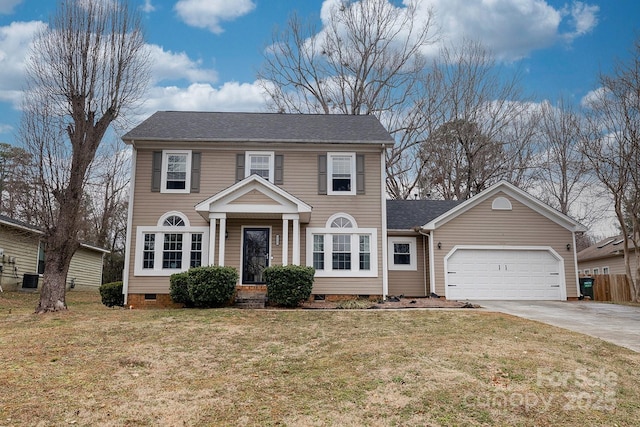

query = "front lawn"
(1, 291), (638, 426)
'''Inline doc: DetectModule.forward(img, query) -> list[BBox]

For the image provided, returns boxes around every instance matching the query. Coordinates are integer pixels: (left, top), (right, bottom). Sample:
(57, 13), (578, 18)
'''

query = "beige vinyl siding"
(579, 254), (638, 276)
(0, 224), (40, 290)
(128, 145), (385, 296)
(68, 248), (104, 289)
(388, 234), (428, 297)
(431, 193), (579, 298)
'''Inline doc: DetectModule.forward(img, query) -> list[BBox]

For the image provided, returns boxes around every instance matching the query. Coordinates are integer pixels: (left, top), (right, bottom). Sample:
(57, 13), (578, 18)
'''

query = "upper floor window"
(328, 153), (356, 195)
(161, 150), (191, 193)
(245, 151), (274, 182)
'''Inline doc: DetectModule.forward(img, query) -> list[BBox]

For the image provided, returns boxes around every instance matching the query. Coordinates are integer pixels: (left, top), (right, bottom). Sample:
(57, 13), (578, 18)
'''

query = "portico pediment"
(194, 175), (312, 222)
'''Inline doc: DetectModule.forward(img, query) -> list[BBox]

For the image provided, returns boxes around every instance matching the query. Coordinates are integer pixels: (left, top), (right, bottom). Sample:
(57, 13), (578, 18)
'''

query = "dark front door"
(242, 228), (270, 284)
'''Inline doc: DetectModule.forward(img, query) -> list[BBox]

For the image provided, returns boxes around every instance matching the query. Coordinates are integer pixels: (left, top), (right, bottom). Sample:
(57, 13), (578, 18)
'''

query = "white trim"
(160, 150), (192, 194)
(282, 218), (289, 266)
(491, 196), (512, 210)
(122, 147), (137, 304)
(240, 225), (272, 284)
(429, 231), (436, 295)
(305, 224), (378, 278)
(326, 212), (358, 228)
(327, 152), (356, 196)
(422, 181), (587, 233)
(443, 245), (567, 301)
(157, 211), (190, 227)
(387, 237), (417, 271)
(133, 224), (209, 276)
(245, 151), (275, 182)
(218, 216), (226, 266)
(572, 231), (580, 296)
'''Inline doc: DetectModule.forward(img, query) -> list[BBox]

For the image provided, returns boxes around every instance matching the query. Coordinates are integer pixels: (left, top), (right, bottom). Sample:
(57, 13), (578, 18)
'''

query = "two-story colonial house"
(122, 111), (586, 307)
(122, 111), (393, 307)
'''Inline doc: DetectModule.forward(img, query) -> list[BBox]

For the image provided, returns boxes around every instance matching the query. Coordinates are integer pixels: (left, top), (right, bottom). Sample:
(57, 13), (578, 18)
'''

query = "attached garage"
(445, 248), (564, 300)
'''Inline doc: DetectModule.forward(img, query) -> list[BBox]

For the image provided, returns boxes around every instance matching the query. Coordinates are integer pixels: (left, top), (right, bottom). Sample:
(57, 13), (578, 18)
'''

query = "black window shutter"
(190, 152), (201, 193)
(318, 154), (327, 195)
(151, 151), (162, 192)
(274, 154), (284, 184)
(356, 154), (365, 195)
(236, 153), (245, 181)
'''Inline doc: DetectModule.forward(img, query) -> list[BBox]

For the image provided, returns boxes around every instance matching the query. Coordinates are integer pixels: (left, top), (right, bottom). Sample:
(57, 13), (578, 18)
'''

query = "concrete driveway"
(475, 300), (640, 353)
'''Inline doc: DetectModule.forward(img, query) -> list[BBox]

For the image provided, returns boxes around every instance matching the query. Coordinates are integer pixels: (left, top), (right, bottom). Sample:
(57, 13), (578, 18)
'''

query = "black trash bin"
(579, 277), (594, 300)
(22, 273), (39, 289)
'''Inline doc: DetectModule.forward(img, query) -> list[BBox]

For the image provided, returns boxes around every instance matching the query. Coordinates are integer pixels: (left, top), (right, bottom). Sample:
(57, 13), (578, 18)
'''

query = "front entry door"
(242, 228), (270, 284)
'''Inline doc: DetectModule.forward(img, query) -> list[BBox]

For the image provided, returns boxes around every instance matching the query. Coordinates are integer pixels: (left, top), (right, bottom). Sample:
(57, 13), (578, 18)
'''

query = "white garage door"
(446, 249), (563, 300)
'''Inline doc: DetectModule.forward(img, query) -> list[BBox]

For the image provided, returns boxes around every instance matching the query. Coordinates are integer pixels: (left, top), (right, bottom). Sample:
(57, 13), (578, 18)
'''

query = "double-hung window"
(306, 213), (377, 277)
(135, 212), (209, 276)
(388, 237), (417, 271)
(327, 153), (356, 195)
(161, 150), (192, 193)
(245, 151), (274, 182)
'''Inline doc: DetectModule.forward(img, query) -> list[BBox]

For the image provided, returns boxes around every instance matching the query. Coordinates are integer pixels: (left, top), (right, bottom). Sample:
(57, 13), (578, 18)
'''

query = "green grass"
(1, 291), (639, 426)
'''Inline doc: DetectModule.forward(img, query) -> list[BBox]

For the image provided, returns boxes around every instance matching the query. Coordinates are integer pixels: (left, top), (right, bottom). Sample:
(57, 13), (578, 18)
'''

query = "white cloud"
(174, 0), (256, 34)
(0, 20), (45, 109)
(0, 0), (22, 15)
(141, 81), (268, 115)
(405, 0), (599, 61)
(141, 0), (155, 13)
(147, 44), (218, 84)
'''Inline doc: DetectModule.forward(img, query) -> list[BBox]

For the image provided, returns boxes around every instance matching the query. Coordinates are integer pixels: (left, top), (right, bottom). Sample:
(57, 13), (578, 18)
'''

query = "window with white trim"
(602, 266), (609, 274)
(593, 268), (599, 275)
(246, 151), (274, 182)
(306, 213), (377, 277)
(135, 211), (209, 276)
(584, 269), (590, 275)
(387, 237), (417, 271)
(161, 150), (192, 193)
(328, 153), (356, 195)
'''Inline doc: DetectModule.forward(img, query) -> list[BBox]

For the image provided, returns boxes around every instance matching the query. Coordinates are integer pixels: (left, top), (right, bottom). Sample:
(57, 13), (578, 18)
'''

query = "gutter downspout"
(572, 230), (580, 299)
(122, 142), (137, 305)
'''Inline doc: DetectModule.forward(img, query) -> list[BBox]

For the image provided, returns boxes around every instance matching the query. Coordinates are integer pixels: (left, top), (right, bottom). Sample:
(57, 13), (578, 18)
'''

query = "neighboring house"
(0, 214), (108, 291)
(577, 235), (639, 276)
(121, 111), (586, 306)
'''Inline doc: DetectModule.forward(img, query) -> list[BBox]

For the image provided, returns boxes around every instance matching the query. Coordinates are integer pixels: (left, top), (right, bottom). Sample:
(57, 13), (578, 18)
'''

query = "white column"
(218, 215), (226, 266)
(208, 217), (217, 266)
(282, 218), (289, 266)
(292, 217), (300, 265)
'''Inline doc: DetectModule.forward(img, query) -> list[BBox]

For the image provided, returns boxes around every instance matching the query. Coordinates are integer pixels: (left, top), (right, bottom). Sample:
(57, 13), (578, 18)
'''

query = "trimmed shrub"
(169, 271), (192, 307)
(264, 265), (315, 307)
(188, 266), (238, 308)
(99, 281), (124, 307)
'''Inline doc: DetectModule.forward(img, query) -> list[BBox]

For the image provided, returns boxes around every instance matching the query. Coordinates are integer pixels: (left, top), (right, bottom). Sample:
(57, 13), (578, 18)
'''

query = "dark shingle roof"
(386, 199), (462, 230)
(122, 111), (395, 145)
(577, 234), (637, 262)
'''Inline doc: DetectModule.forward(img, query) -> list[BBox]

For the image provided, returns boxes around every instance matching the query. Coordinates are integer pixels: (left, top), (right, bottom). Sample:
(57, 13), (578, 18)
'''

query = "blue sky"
(0, 0), (638, 146)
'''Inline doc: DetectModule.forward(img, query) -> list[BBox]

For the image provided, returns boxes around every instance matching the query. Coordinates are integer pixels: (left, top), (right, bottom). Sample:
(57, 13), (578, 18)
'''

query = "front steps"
(234, 286), (267, 309)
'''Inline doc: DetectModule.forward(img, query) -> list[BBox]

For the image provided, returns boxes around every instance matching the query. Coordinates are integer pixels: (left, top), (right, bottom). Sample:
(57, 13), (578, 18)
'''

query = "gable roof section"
(386, 200), (462, 230)
(195, 174), (312, 222)
(577, 234), (636, 262)
(421, 180), (587, 233)
(123, 111), (395, 146)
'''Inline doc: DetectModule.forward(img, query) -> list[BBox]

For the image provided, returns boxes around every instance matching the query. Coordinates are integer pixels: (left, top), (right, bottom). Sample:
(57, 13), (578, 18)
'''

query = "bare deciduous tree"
(258, 0), (437, 199)
(417, 40), (536, 200)
(581, 38), (640, 302)
(20, 0), (150, 313)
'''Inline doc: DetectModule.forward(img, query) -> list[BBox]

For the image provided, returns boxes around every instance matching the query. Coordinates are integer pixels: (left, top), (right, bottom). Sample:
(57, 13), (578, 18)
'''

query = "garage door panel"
(446, 249), (562, 300)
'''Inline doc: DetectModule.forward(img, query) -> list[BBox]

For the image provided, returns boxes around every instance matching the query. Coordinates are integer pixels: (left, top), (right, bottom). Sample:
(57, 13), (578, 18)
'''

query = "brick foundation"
(127, 293), (183, 309)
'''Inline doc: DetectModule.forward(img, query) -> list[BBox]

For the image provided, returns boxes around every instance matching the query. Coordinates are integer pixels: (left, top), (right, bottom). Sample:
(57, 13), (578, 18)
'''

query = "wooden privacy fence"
(591, 274), (632, 302)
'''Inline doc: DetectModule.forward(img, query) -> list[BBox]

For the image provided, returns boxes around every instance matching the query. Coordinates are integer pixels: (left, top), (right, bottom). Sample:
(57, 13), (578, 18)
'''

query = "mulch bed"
(299, 297), (477, 309)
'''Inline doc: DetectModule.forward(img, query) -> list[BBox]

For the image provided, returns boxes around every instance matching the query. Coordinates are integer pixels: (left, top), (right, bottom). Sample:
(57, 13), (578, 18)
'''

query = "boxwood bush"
(169, 271), (192, 307)
(99, 281), (124, 307)
(187, 266), (238, 308)
(264, 265), (315, 307)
